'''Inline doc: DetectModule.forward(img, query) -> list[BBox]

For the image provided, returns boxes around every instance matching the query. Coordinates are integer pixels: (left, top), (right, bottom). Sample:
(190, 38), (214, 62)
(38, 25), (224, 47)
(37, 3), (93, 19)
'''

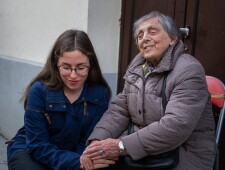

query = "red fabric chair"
(206, 76), (225, 170)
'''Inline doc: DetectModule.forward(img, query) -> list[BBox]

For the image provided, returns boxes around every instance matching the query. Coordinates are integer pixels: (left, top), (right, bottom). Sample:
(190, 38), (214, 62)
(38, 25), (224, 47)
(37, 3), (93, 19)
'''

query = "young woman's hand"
(80, 154), (115, 169)
(93, 159), (115, 169)
(80, 154), (93, 170)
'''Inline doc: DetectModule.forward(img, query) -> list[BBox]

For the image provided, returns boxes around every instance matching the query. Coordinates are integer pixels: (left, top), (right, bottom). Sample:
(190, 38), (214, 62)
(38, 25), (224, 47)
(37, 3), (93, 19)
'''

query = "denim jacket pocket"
(45, 102), (67, 112)
(44, 102), (67, 135)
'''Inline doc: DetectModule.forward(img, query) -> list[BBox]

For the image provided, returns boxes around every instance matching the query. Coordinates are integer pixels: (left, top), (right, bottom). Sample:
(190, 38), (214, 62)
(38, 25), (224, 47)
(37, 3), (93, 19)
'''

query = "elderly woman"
(82, 11), (216, 170)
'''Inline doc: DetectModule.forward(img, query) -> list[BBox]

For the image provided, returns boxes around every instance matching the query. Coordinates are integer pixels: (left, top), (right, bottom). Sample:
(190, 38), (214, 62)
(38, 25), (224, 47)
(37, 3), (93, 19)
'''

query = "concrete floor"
(0, 135), (8, 170)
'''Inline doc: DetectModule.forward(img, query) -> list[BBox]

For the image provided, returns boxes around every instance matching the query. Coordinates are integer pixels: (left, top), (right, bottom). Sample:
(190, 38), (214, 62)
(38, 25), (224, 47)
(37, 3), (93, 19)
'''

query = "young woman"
(7, 29), (113, 170)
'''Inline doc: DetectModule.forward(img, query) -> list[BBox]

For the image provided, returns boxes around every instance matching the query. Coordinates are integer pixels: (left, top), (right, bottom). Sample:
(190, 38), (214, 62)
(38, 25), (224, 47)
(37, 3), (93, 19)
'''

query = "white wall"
(88, 0), (121, 74)
(0, 0), (121, 73)
(0, 0), (89, 64)
(0, 0), (121, 139)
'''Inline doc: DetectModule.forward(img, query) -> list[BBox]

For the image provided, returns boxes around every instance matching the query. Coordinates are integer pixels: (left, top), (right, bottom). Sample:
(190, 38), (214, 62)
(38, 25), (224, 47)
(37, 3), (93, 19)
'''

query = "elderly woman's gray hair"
(133, 11), (179, 45)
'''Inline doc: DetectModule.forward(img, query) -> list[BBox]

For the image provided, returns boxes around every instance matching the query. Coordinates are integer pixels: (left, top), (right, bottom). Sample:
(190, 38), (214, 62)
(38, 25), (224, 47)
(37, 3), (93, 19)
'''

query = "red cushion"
(206, 76), (225, 108)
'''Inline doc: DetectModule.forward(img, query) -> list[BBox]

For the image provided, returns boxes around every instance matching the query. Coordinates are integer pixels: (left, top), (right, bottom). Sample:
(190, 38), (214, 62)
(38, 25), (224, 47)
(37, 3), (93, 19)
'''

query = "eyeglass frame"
(57, 64), (90, 76)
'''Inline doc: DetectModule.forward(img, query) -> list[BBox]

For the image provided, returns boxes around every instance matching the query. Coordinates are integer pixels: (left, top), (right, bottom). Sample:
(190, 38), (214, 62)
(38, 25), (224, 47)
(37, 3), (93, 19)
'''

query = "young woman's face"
(137, 18), (176, 66)
(58, 50), (90, 93)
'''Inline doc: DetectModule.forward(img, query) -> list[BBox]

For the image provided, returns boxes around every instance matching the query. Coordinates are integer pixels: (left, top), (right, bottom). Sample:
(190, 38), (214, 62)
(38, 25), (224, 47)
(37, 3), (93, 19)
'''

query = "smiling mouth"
(144, 46), (152, 51)
(68, 80), (79, 84)
(144, 44), (154, 49)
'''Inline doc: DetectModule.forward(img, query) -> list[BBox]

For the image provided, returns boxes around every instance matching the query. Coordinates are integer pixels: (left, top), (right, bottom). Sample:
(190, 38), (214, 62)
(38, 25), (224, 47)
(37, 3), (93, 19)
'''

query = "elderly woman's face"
(137, 18), (176, 66)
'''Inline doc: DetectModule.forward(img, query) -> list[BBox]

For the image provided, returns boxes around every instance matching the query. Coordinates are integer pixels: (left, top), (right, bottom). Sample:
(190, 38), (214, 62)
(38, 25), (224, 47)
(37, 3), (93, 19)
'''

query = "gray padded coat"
(88, 41), (216, 170)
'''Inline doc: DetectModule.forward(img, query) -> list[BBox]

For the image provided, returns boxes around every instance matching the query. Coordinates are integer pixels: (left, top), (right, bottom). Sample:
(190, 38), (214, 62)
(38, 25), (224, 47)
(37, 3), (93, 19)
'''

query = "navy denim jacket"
(7, 81), (110, 170)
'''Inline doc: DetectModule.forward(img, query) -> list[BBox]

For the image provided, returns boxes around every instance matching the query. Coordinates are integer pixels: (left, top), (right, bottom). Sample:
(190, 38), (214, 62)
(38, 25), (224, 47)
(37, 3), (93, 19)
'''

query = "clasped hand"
(80, 138), (120, 170)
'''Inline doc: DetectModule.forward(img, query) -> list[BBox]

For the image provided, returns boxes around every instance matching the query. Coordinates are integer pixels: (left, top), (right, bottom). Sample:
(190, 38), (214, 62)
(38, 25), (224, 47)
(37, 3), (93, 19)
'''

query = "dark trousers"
(8, 151), (50, 170)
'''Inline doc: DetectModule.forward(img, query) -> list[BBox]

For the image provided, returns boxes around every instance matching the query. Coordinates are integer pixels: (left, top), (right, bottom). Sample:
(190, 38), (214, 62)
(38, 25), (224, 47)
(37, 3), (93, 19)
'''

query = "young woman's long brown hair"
(22, 29), (111, 109)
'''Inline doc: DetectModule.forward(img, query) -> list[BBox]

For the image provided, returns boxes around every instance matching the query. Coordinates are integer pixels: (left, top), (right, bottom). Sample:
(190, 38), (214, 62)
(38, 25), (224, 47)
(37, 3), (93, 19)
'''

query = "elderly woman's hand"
(84, 138), (120, 160)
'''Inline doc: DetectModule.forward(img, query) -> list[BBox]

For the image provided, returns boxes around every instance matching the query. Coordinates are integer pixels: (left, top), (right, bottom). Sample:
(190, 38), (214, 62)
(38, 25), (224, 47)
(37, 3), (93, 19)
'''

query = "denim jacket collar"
(46, 82), (99, 105)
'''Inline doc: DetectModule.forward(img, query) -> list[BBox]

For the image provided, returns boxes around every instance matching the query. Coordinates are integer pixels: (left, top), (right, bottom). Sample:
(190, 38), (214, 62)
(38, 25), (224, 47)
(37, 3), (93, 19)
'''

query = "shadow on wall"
(0, 56), (117, 139)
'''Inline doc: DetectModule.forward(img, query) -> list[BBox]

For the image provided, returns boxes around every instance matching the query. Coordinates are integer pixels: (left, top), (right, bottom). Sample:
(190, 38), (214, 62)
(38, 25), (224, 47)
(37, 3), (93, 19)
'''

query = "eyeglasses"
(58, 64), (90, 76)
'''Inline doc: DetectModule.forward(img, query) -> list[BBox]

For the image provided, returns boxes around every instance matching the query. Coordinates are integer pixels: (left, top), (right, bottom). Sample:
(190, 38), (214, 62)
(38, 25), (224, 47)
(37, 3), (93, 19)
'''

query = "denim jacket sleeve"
(25, 82), (79, 170)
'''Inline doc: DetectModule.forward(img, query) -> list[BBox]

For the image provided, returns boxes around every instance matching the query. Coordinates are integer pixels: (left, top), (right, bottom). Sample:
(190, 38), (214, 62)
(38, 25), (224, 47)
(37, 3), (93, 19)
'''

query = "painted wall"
(0, 56), (42, 139)
(0, 0), (121, 139)
(88, 0), (121, 74)
(0, 0), (89, 63)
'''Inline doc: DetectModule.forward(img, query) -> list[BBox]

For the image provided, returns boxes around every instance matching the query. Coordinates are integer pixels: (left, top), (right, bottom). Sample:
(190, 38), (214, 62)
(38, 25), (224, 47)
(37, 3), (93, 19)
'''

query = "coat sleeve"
(88, 86), (130, 142)
(25, 83), (80, 170)
(122, 58), (211, 160)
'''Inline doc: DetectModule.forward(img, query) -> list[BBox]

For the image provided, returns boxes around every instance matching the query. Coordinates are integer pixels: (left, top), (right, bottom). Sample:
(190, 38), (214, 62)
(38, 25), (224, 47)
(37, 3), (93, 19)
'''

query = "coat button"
(138, 110), (141, 114)
(49, 105), (52, 108)
(63, 105), (66, 108)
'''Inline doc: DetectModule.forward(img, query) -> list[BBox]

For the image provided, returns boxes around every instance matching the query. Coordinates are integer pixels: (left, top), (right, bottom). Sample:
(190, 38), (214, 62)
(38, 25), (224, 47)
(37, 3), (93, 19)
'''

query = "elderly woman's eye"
(138, 33), (143, 40)
(150, 29), (158, 35)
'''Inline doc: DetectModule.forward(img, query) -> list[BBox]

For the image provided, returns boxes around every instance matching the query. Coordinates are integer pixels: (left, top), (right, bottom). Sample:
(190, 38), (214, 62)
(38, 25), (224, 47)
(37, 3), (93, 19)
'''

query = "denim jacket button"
(63, 105), (66, 108)
(49, 105), (52, 108)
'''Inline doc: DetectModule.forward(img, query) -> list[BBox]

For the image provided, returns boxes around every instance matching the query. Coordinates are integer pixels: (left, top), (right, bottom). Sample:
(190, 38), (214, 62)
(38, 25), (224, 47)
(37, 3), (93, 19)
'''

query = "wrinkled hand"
(84, 138), (120, 160)
(80, 153), (93, 170)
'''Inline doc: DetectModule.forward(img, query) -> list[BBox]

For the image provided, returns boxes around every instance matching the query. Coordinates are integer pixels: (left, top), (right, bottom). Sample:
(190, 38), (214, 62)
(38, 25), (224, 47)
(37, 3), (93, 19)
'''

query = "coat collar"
(124, 40), (184, 81)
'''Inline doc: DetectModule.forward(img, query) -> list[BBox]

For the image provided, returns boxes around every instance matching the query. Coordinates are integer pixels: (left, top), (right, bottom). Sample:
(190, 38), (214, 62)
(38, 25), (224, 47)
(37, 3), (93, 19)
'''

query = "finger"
(87, 158), (94, 170)
(86, 151), (103, 159)
(90, 151), (116, 160)
(85, 146), (102, 155)
(81, 155), (94, 170)
(91, 155), (104, 160)
(87, 141), (102, 149)
(83, 161), (93, 170)
(93, 159), (115, 164)
(94, 164), (110, 169)
(86, 147), (107, 159)
(105, 160), (115, 164)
